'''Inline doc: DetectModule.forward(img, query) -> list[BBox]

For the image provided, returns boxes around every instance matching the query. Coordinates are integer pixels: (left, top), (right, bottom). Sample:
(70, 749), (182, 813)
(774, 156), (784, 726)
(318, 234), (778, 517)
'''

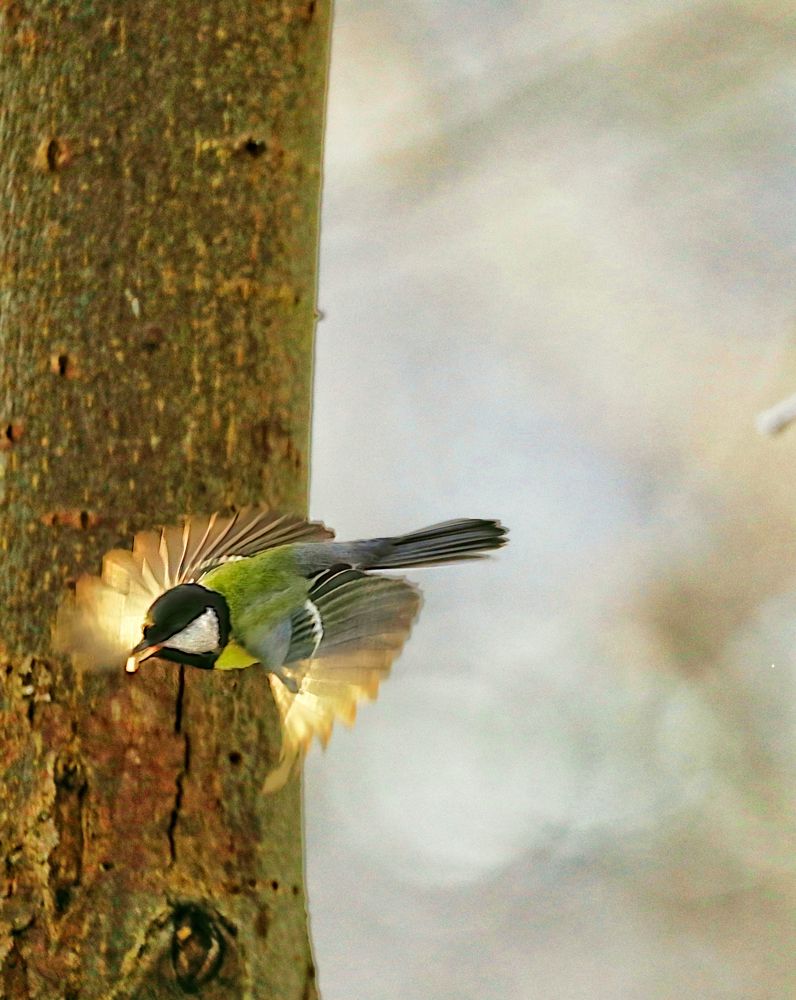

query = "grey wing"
(262, 568), (421, 792)
(286, 567), (421, 665)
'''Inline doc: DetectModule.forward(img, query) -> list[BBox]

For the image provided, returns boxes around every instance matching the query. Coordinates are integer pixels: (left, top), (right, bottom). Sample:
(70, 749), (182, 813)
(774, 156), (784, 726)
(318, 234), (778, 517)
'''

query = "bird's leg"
(271, 665), (300, 694)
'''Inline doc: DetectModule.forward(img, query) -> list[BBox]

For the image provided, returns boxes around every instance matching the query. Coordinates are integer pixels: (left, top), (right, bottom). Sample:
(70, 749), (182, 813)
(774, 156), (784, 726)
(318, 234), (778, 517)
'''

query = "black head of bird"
(129, 583), (231, 672)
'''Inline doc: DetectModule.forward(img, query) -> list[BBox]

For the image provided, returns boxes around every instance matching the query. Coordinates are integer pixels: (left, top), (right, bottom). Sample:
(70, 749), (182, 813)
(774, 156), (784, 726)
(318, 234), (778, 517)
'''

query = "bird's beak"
(125, 642), (163, 674)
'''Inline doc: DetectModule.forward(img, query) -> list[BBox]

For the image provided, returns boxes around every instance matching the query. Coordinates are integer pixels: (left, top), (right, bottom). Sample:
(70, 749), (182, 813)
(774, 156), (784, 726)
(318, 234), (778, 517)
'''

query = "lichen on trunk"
(0, 1), (330, 995)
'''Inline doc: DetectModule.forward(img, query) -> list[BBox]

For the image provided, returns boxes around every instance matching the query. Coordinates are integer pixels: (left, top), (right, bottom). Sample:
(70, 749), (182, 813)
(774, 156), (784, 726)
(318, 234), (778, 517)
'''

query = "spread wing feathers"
(133, 506), (333, 588)
(54, 506), (333, 671)
(54, 570), (155, 672)
(263, 571), (421, 792)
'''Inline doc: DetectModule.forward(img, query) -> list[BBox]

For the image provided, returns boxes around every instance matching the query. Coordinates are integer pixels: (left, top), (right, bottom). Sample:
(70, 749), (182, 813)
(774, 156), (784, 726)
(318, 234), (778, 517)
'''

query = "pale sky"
(307, 3), (796, 997)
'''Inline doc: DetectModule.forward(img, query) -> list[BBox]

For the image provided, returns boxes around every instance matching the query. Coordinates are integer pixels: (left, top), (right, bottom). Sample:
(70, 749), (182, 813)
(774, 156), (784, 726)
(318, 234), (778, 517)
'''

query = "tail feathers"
(364, 518), (507, 570)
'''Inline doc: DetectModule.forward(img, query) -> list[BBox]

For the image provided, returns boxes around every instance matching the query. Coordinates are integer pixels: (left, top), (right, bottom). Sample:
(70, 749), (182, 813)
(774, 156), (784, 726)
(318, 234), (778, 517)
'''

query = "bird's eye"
(142, 623), (152, 637)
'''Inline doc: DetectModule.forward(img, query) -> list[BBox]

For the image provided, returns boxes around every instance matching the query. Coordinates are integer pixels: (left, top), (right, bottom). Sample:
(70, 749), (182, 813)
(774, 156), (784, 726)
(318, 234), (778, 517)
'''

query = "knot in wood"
(171, 904), (225, 992)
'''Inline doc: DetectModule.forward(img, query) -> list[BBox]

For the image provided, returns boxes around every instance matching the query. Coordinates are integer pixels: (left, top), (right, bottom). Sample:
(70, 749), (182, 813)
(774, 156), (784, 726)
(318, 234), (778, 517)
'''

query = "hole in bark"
(35, 136), (72, 173)
(254, 905), (269, 939)
(270, 879), (279, 892)
(55, 354), (70, 377)
(292, 884), (300, 896)
(54, 754), (86, 788)
(2, 423), (23, 449)
(46, 139), (60, 171)
(171, 904), (225, 992)
(141, 325), (163, 353)
(227, 751), (242, 766)
(241, 137), (266, 157)
(41, 509), (99, 530)
(100, 860), (114, 871)
(54, 886), (72, 913)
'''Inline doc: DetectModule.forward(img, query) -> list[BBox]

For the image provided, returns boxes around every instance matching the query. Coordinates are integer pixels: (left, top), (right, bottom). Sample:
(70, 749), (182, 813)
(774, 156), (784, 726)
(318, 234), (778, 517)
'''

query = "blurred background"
(306, 2), (796, 997)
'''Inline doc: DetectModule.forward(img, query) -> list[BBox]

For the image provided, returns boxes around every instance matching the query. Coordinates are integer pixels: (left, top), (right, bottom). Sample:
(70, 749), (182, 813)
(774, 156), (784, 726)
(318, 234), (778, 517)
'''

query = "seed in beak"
(125, 645), (162, 673)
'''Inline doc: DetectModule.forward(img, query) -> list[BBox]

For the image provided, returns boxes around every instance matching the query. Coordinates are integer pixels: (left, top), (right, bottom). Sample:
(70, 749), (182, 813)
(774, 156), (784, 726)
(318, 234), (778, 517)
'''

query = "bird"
(55, 506), (507, 790)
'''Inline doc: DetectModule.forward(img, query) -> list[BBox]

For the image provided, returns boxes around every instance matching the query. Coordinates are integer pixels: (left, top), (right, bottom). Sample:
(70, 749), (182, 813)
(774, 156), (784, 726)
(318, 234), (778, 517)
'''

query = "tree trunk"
(0, 2), (329, 996)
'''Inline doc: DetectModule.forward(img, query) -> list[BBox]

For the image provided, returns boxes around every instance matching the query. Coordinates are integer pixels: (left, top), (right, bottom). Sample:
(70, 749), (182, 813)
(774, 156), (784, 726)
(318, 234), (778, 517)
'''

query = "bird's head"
(125, 583), (231, 673)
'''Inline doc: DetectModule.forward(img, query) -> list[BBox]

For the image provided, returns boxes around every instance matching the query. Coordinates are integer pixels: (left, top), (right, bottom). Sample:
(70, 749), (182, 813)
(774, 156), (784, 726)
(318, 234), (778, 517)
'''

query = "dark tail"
(361, 518), (507, 570)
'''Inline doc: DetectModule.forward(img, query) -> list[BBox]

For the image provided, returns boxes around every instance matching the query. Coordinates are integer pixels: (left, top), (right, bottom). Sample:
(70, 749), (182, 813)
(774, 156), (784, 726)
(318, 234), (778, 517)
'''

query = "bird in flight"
(55, 507), (507, 789)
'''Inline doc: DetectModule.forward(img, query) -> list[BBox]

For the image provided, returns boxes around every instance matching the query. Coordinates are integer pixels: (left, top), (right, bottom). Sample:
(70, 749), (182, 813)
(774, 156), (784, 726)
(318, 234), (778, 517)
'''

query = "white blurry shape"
(317, 667), (587, 887)
(324, 10), (439, 175)
(756, 391), (796, 436)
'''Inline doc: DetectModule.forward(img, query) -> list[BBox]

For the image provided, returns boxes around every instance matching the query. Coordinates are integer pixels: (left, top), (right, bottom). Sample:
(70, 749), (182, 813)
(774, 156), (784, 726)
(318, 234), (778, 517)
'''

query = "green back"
(201, 546), (309, 641)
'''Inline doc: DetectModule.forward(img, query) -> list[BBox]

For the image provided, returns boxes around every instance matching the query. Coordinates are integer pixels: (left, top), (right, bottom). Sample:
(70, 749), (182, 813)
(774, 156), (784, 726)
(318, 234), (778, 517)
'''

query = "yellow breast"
(214, 641), (258, 671)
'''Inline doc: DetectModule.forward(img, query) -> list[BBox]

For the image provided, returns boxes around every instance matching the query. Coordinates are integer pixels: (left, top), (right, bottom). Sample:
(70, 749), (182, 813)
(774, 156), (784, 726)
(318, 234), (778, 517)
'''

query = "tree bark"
(0, 2), (329, 996)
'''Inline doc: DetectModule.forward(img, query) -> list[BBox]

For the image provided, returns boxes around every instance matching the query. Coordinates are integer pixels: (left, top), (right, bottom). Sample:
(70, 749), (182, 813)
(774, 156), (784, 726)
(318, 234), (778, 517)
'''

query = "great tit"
(55, 507), (507, 788)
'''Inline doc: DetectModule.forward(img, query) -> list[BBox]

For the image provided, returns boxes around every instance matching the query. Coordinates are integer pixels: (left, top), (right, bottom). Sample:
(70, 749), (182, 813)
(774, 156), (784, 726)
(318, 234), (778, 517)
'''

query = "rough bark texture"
(0, 2), (329, 996)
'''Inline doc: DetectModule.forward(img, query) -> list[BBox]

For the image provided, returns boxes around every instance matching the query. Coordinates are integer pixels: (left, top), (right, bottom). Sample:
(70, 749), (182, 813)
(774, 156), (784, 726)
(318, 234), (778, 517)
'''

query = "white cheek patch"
(167, 608), (220, 654)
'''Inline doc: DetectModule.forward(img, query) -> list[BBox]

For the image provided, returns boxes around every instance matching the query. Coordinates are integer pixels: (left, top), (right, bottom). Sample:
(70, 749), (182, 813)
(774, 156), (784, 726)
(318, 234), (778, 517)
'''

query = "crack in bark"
(166, 740), (189, 868)
(174, 665), (186, 736)
(167, 667), (189, 866)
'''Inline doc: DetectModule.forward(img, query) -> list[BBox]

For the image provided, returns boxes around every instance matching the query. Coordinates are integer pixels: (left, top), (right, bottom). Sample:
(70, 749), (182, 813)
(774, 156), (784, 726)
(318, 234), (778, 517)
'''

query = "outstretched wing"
(132, 506), (334, 587)
(263, 570), (421, 792)
(54, 506), (333, 671)
(54, 555), (159, 672)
